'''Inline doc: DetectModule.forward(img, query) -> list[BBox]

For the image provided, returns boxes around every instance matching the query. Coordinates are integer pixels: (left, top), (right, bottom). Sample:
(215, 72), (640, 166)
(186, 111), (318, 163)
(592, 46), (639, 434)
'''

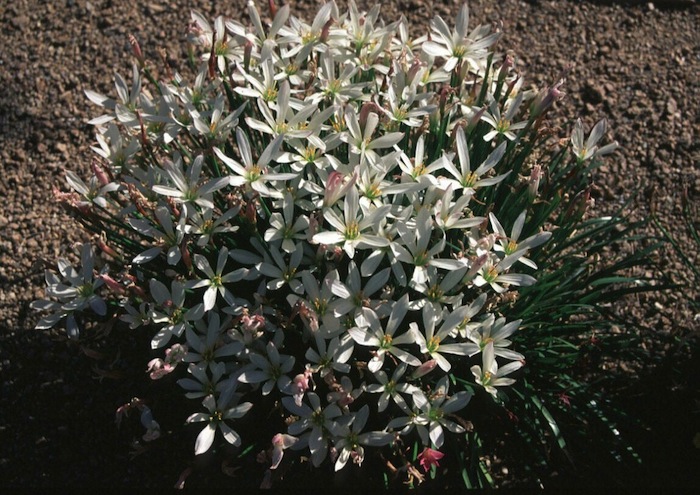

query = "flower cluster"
(33, 0), (617, 486)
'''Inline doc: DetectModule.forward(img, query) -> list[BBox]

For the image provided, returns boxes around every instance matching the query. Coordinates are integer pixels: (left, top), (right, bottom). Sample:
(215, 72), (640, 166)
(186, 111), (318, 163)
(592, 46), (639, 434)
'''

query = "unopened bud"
(91, 159), (111, 186)
(466, 107), (486, 134)
(99, 273), (126, 295)
(497, 54), (513, 83)
(268, 0), (278, 17)
(320, 18), (334, 44)
(323, 170), (357, 207)
(208, 32), (217, 78)
(129, 34), (144, 66)
(527, 164), (542, 201)
(96, 233), (120, 260)
(359, 102), (380, 129)
(530, 78), (566, 118)
(412, 359), (437, 379)
(180, 238), (192, 272)
(244, 39), (253, 72)
(245, 197), (258, 224)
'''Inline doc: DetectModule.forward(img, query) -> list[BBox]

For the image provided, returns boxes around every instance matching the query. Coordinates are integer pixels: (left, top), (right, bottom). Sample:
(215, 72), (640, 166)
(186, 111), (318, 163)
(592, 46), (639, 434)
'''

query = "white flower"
(264, 192), (309, 253)
(340, 107), (404, 165)
(366, 362), (419, 413)
(128, 206), (186, 265)
(441, 126), (509, 193)
(186, 247), (249, 312)
(281, 392), (343, 467)
(471, 341), (524, 398)
(347, 295), (421, 372)
(186, 387), (253, 455)
(391, 208), (466, 285)
(421, 4), (499, 73)
(412, 376), (472, 448)
(214, 129), (296, 198)
(185, 205), (241, 247)
(408, 303), (481, 372)
(178, 362), (231, 399)
(312, 185), (390, 258)
(306, 333), (354, 378)
(31, 243), (107, 338)
(149, 279), (205, 349)
(472, 250), (537, 294)
(239, 340), (295, 395)
(464, 314), (525, 361)
(489, 210), (551, 270)
(255, 242), (305, 294)
(152, 154), (229, 216)
(480, 93), (528, 142)
(571, 118), (619, 162)
(330, 405), (394, 471)
(65, 170), (120, 209)
(330, 261), (391, 320)
(184, 312), (242, 365)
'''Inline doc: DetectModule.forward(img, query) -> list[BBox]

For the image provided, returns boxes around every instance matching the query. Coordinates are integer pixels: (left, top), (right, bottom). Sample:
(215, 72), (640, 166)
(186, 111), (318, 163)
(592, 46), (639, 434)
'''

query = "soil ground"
(1, 0), (698, 490)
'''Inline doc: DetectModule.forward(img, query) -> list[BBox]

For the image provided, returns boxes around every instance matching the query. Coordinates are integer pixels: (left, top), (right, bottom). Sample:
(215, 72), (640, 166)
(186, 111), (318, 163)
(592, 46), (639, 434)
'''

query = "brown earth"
(0, 0), (698, 490)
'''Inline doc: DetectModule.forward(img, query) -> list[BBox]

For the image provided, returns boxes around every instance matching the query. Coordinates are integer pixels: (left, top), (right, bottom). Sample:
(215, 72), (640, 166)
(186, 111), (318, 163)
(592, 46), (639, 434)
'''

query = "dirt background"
(0, 0), (698, 490)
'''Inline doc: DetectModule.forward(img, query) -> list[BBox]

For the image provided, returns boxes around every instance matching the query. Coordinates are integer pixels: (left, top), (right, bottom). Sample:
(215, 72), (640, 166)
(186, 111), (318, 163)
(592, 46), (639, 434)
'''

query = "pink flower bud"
(128, 34), (144, 66)
(530, 78), (566, 118)
(411, 359), (437, 379)
(268, 0), (278, 17)
(293, 372), (310, 394)
(408, 59), (423, 83)
(98, 273), (126, 295)
(320, 18), (334, 43)
(245, 197), (258, 224)
(323, 171), (357, 207)
(466, 107), (486, 134)
(96, 233), (120, 260)
(91, 159), (111, 186)
(359, 102), (380, 129)
(208, 32), (217, 78)
(244, 38), (253, 71)
(180, 238), (192, 272)
(477, 233), (497, 251)
(497, 54), (513, 83)
(528, 164), (542, 200)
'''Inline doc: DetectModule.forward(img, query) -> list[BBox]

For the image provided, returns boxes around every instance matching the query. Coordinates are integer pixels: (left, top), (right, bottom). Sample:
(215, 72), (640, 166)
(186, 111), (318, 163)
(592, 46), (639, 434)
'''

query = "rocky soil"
(1, 0), (698, 490)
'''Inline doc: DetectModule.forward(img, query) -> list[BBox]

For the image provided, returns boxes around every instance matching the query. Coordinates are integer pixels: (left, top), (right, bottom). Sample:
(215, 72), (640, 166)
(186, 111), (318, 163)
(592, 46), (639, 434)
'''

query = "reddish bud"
(129, 34), (144, 66)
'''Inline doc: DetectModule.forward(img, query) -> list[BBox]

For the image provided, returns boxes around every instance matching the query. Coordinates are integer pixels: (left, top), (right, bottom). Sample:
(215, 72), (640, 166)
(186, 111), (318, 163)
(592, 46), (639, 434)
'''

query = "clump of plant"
(32, 0), (641, 488)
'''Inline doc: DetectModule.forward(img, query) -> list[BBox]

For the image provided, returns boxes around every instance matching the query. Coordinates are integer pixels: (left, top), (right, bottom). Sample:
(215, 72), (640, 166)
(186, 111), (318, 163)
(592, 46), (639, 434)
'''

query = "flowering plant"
(32, 0), (627, 488)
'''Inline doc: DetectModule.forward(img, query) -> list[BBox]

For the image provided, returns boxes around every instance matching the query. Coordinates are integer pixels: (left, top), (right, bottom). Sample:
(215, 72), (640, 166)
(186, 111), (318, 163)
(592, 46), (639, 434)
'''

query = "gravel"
(1, 0), (698, 489)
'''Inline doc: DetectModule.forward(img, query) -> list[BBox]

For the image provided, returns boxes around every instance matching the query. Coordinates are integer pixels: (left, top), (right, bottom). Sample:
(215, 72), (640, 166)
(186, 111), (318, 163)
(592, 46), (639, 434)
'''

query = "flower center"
(427, 335), (441, 354)
(426, 284), (444, 302)
(345, 220), (360, 240)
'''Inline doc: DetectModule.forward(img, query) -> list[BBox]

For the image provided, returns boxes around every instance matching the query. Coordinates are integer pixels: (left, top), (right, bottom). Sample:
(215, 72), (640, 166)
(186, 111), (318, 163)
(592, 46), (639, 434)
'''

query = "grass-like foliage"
(32, 1), (658, 488)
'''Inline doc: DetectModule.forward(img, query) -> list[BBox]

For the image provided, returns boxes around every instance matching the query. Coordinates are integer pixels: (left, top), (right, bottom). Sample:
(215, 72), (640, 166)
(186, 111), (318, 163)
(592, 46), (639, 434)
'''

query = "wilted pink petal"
(270, 433), (298, 469)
